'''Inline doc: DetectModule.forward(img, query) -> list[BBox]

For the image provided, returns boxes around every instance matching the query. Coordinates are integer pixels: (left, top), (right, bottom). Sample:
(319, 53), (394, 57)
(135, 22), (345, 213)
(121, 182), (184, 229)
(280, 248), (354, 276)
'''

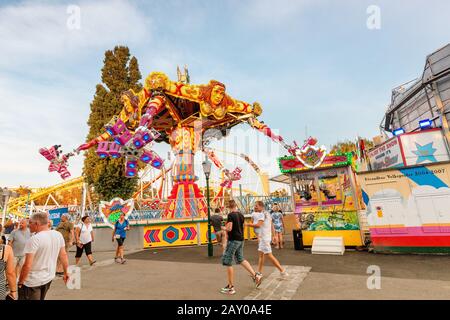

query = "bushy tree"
(330, 139), (374, 154)
(83, 46), (142, 201)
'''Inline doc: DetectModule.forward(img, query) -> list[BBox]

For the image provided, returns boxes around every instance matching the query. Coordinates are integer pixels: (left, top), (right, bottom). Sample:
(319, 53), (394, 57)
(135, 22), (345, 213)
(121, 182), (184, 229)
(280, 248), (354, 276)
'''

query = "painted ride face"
(211, 85), (225, 106)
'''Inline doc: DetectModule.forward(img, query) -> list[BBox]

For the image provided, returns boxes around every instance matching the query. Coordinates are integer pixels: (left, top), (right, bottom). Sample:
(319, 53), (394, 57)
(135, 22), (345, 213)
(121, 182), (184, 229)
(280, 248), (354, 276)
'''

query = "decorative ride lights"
(95, 118), (163, 178)
(39, 70), (317, 219)
(202, 157), (213, 257)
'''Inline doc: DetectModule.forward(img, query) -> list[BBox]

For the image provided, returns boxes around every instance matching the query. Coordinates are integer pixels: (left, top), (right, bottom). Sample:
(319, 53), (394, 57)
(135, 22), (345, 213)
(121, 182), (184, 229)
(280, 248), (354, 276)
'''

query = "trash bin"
(293, 229), (303, 250)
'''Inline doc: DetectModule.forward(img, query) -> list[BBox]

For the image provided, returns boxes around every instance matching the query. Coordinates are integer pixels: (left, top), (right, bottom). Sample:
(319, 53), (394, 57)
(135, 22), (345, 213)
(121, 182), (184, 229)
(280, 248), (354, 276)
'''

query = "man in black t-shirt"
(220, 200), (262, 295)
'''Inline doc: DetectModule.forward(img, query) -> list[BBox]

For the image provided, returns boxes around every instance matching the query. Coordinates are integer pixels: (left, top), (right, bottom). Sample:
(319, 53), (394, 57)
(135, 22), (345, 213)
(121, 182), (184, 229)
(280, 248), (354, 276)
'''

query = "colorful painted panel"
(99, 198), (134, 229)
(400, 129), (450, 166)
(144, 222), (199, 248)
(143, 218), (258, 248)
(298, 211), (360, 231)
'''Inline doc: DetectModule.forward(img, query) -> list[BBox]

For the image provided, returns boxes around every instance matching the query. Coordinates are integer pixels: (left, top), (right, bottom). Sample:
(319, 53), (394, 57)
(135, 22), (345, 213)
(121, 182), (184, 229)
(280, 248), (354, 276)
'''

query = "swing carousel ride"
(39, 68), (321, 219)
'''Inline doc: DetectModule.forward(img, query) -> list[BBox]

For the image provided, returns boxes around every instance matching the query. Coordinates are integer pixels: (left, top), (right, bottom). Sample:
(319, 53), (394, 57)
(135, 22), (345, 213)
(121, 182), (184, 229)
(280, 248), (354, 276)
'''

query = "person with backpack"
(0, 243), (17, 300)
(112, 213), (130, 264)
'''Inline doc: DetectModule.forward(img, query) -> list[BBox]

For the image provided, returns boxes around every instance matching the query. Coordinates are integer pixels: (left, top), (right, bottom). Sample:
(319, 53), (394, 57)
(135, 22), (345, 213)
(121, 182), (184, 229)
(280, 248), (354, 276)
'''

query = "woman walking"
(112, 213), (130, 264)
(270, 203), (285, 249)
(0, 242), (17, 300)
(75, 216), (96, 266)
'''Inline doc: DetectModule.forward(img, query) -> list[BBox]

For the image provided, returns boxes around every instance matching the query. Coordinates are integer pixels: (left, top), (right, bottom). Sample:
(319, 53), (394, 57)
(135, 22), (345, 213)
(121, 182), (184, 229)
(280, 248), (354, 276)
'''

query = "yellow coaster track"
(7, 177), (84, 216)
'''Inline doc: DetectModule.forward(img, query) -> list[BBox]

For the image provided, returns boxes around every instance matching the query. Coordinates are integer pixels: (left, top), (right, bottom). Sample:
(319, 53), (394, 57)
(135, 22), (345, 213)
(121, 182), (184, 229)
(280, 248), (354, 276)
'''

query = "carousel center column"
(164, 125), (207, 219)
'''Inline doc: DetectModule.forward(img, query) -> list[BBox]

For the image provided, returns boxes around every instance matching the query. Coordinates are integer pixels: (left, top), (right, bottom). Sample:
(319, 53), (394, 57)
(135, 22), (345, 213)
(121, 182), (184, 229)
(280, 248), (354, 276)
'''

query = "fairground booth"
(360, 128), (450, 253)
(360, 44), (450, 254)
(271, 151), (364, 247)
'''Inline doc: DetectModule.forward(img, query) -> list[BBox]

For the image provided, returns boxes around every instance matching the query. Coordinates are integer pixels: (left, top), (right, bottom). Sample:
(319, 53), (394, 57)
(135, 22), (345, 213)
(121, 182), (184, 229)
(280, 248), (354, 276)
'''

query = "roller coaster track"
(7, 176), (84, 215)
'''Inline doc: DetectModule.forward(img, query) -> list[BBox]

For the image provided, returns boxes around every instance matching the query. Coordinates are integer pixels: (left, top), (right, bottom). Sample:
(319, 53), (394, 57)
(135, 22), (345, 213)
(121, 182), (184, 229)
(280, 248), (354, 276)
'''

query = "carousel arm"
(247, 117), (298, 155)
(138, 94), (165, 128)
(76, 93), (166, 152)
(203, 147), (224, 169)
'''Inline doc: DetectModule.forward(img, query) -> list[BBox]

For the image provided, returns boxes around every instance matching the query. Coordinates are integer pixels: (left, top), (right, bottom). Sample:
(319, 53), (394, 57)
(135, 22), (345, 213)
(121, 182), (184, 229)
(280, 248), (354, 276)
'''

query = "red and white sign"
(368, 137), (403, 170)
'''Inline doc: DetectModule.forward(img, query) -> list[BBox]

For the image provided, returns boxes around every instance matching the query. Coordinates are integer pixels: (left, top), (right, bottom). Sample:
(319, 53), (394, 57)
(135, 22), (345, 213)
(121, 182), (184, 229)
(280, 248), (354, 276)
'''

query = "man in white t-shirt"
(18, 212), (69, 300)
(246, 201), (288, 287)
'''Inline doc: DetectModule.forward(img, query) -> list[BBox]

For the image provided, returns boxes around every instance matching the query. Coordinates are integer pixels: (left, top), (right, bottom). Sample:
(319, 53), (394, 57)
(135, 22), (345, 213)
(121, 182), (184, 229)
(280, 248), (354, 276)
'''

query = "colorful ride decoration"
(41, 69), (309, 219)
(96, 121), (163, 178)
(143, 218), (257, 248)
(293, 137), (327, 169)
(99, 197), (134, 228)
(203, 147), (243, 207)
(39, 145), (73, 179)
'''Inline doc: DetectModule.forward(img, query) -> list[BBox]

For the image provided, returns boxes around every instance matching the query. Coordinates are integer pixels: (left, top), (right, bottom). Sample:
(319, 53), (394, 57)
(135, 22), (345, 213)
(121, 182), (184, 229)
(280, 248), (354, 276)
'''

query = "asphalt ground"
(44, 240), (450, 300)
(126, 240), (450, 282)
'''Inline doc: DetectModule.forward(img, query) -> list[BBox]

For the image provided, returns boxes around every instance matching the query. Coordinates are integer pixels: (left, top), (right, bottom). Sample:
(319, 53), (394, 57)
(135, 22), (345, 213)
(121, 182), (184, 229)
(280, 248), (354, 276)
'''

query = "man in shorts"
(210, 208), (227, 254)
(246, 201), (288, 287)
(8, 219), (31, 278)
(220, 200), (261, 295)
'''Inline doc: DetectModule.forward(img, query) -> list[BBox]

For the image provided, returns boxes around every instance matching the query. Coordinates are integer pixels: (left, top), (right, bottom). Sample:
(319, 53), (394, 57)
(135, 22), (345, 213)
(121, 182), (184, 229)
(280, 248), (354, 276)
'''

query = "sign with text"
(368, 137), (404, 170)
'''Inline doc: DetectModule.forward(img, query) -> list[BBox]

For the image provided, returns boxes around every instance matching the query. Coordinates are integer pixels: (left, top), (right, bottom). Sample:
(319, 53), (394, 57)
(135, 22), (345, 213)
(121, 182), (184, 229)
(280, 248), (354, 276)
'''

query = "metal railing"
(66, 195), (293, 226)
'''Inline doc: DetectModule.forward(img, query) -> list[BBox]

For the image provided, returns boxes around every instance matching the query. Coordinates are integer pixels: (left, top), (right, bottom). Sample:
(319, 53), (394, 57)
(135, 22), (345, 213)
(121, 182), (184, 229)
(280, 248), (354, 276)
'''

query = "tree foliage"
(83, 46), (143, 201)
(330, 138), (374, 154)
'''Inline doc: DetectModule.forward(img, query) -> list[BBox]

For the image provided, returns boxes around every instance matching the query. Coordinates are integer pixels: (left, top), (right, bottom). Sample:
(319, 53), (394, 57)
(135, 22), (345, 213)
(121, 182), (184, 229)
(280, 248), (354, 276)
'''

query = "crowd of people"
(1, 200), (285, 299)
(0, 211), (132, 300)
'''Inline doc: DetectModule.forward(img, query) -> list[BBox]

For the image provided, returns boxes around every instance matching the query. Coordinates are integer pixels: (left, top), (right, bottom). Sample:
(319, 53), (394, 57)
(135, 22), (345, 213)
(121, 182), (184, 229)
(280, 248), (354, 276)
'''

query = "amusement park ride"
(38, 67), (324, 219)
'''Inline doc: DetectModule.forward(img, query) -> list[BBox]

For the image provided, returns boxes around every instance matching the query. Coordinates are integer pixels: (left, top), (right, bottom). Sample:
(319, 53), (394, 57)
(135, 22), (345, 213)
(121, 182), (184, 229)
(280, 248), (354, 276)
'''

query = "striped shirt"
(0, 245), (6, 300)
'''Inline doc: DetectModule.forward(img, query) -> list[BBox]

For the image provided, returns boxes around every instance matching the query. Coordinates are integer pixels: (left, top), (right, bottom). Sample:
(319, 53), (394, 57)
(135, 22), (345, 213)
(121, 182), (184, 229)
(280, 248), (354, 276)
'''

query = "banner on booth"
(368, 137), (403, 170)
(48, 207), (68, 228)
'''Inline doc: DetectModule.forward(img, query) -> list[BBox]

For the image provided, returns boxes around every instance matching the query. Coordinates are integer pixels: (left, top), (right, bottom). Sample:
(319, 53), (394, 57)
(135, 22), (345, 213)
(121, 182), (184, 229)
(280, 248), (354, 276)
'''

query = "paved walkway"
(245, 266), (311, 300)
(45, 241), (450, 300)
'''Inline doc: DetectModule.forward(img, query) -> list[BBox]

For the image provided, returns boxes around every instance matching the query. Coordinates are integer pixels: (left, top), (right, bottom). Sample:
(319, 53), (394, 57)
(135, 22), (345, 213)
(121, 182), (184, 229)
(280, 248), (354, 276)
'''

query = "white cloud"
(0, 0), (151, 69)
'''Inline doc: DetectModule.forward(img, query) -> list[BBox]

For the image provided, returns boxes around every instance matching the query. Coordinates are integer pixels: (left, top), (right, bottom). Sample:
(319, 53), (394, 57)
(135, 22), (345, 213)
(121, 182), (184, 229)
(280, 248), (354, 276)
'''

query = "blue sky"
(1, 0), (450, 190)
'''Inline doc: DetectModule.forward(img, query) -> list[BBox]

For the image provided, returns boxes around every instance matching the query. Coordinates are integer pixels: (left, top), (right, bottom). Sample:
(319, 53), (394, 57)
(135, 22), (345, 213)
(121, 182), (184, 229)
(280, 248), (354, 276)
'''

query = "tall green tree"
(83, 46), (142, 200)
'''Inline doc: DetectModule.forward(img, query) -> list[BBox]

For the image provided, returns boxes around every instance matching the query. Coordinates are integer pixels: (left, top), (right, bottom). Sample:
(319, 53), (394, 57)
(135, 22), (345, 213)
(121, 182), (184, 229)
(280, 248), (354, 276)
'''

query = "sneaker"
(120, 258), (127, 264)
(255, 272), (263, 288)
(114, 257), (121, 263)
(280, 269), (289, 277)
(220, 285), (236, 295)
